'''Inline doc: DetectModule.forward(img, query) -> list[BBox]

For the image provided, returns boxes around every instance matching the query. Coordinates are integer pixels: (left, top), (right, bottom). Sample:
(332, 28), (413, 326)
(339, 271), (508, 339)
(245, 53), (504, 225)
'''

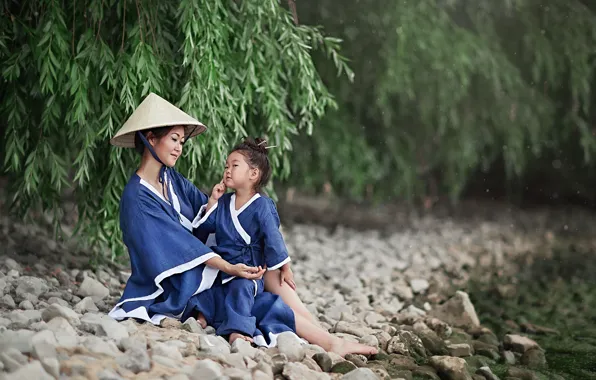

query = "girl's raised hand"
(210, 179), (226, 201)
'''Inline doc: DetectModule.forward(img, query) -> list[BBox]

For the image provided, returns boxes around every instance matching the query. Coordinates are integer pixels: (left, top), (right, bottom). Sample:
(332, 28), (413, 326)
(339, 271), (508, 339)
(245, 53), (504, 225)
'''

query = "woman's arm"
(206, 256), (266, 280)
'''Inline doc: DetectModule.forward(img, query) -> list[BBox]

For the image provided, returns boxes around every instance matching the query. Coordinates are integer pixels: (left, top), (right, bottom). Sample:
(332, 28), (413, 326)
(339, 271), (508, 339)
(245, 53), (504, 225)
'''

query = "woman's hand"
(228, 263), (266, 280)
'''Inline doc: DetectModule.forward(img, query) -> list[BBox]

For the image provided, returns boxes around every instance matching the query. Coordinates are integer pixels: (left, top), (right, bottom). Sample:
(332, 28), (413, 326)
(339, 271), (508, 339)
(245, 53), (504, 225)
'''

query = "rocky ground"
(0, 199), (593, 380)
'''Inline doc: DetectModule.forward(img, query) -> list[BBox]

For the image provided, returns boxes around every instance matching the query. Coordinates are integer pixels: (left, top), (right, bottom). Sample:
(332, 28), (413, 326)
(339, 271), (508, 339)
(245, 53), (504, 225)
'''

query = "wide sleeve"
(122, 195), (220, 283)
(191, 201), (218, 240)
(260, 198), (291, 270)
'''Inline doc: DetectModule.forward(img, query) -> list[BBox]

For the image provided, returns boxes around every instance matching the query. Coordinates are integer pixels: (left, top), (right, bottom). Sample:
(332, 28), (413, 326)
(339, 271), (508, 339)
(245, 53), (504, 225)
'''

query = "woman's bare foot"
(196, 312), (207, 329)
(229, 332), (253, 345)
(329, 337), (378, 357)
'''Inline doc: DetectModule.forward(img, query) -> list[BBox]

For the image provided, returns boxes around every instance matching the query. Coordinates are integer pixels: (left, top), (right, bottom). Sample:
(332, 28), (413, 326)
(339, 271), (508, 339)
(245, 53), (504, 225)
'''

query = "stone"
(77, 276), (109, 301)
(429, 291), (479, 329)
(271, 354), (289, 375)
(313, 352), (333, 372)
(341, 368), (380, 380)
(502, 350), (516, 365)
(18, 300), (34, 310)
(116, 346), (151, 374)
(520, 348), (546, 369)
(448, 343), (473, 357)
(283, 362), (331, 380)
(331, 361), (358, 374)
(0, 329), (36, 354)
(120, 336), (147, 352)
(387, 331), (427, 358)
(222, 367), (252, 379)
(413, 365), (441, 380)
(425, 318), (452, 339)
(4, 360), (54, 380)
(191, 359), (224, 379)
(410, 279), (430, 294)
(359, 334), (379, 348)
(152, 342), (184, 362)
(505, 367), (539, 380)
(476, 366), (500, 380)
(32, 340), (58, 360)
(97, 369), (126, 380)
(15, 276), (49, 299)
(334, 321), (370, 338)
(198, 335), (230, 355)
(40, 357), (60, 378)
(152, 355), (179, 368)
(413, 321), (448, 355)
(374, 331), (392, 351)
(182, 317), (205, 334)
(345, 354), (367, 367)
(389, 355), (418, 371)
(6, 309), (42, 328)
(302, 356), (323, 372)
(46, 316), (78, 347)
(0, 294), (16, 308)
(231, 338), (260, 358)
(82, 336), (121, 357)
(80, 313), (129, 340)
(46, 296), (70, 307)
(41, 303), (80, 324)
(429, 356), (473, 380)
(277, 331), (305, 361)
(1, 348), (28, 372)
(74, 297), (99, 313)
(503, 335), (540, 353)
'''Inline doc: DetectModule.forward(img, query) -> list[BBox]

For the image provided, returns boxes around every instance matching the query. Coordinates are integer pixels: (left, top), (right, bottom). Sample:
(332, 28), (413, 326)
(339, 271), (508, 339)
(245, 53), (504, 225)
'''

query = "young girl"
(191, 137), (296, 344)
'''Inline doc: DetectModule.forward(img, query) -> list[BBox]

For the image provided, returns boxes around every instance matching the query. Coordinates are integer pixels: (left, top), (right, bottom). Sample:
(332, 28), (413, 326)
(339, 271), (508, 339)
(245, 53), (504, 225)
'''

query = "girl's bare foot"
(229, 332), (253, 344)
(329, 337), (378, 357)
(196, 312), (207, 329)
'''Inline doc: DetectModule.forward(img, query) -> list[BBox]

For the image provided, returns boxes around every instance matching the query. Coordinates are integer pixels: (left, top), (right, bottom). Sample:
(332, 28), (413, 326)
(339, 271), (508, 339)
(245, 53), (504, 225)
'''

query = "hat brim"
(109, 123), (207, 148)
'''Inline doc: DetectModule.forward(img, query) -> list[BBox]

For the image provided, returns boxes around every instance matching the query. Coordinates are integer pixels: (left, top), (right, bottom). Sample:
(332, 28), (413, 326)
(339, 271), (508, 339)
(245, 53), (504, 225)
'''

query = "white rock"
(277, 332), (305, 362)
(77, 277), (109, 302)
(41, 303), (80, 324)
(410, 279), (430, 294)
(4, 360), (54, 380)
(74, 297), (99, 313)
(152, 342), (183, 362)
(191, 359), (224, 379)
(341, 368), (380, 380)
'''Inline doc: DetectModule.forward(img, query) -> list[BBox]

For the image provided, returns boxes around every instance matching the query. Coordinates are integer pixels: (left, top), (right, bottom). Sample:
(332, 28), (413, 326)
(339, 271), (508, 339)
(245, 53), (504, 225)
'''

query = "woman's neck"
(137, 153), (163, 185)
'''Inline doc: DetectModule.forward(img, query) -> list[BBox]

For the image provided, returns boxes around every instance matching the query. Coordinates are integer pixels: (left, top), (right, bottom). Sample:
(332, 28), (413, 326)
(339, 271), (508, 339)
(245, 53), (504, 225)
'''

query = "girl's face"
(224, 151), (259, 191)
(149, 126), (185, 167)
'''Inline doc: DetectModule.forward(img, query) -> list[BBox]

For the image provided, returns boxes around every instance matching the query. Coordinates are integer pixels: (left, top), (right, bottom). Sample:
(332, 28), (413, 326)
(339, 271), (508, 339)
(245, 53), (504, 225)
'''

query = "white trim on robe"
(192, 203), (218, 228)
(139, 175), (193, 231)
(108, 252), (221, 324)
(253, 331), (306, 348)
(229, 193), (261, 244)
(267, 257), (291, 271)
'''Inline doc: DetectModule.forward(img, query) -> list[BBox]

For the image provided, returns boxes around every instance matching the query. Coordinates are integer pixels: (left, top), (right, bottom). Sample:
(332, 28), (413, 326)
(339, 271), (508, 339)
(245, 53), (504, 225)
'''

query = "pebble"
(77, 277), (109, 302)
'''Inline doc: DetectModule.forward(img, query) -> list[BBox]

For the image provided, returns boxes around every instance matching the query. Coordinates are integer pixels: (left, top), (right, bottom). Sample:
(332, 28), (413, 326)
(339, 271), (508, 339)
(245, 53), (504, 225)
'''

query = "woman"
(108, 93), (377, 356)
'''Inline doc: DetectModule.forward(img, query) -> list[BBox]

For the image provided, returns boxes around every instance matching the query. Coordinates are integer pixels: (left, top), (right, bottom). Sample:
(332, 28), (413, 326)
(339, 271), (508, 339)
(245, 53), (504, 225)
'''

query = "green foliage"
(0, 0), (351, 257)
(292, 0), (596, 202)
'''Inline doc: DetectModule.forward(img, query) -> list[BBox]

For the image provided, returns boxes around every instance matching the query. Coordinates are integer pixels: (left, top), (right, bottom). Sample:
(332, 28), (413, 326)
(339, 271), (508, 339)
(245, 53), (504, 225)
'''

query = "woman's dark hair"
(134, 126), (174, 155)
(231, 137), (272, 192)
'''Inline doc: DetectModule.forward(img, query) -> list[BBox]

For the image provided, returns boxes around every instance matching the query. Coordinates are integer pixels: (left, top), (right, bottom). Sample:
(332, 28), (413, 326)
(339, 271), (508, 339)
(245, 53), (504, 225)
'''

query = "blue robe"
(186, 193), (293, 339)
(108, 170), (297, 346)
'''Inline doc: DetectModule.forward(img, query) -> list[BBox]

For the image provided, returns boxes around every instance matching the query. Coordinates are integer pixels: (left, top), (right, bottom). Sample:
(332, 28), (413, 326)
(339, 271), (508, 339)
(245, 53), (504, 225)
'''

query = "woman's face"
(149, 126), (185, 167)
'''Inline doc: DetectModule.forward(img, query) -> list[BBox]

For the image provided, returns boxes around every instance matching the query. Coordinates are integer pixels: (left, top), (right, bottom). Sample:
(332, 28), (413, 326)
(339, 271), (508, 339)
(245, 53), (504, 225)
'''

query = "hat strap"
(137, 131), (174, 211)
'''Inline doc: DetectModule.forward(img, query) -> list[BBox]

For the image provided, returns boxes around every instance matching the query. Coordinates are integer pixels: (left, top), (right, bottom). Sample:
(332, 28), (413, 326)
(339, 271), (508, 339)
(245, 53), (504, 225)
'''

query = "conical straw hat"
(110, 93), (207, 148)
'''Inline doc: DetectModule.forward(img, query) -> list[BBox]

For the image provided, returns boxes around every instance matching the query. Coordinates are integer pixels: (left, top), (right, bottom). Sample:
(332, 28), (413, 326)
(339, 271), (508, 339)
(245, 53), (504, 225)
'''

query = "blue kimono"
(108, 170), (297, 346)
(187, 192), (293, 339)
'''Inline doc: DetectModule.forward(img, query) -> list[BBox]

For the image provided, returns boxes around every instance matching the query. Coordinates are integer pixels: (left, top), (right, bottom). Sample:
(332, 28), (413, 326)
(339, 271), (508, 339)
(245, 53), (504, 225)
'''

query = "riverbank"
(0, 197), (594, 379)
